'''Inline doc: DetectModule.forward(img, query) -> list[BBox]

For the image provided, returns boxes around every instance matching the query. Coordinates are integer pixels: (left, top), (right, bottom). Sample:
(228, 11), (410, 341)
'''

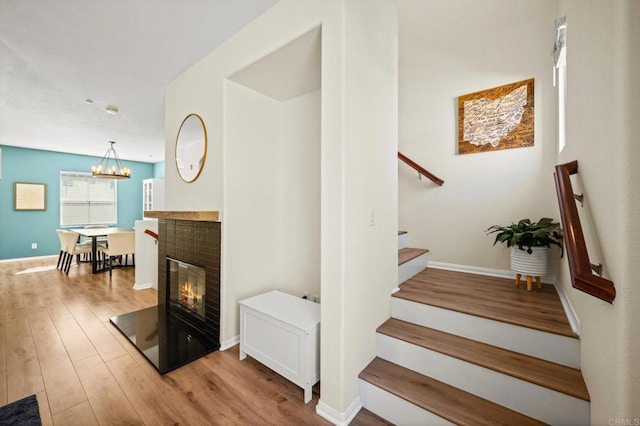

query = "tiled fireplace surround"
(110, 211), (221, 373)
(158, 218), (221, 345)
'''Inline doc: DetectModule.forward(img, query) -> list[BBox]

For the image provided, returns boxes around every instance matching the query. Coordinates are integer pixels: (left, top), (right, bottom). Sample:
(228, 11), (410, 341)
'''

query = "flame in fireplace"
(181, 281), (200, 305)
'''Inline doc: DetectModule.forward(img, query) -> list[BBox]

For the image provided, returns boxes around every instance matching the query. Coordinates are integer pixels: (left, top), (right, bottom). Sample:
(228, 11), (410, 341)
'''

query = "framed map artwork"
(14, 182), (47, 211)
(457, 78), (534, 155)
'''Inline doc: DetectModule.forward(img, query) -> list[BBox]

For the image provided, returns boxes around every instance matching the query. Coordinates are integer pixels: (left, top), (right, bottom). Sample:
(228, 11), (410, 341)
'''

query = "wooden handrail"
(398, 152), (444, 186)
(554, 161), (615, 303)
(144, 229), (159, 240)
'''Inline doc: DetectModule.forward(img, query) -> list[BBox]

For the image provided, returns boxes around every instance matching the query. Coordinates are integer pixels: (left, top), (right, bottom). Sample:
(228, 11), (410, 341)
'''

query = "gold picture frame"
(14, 182), (47, 211)
(458, 78), (534, 155)
(175, 113), (207, 183)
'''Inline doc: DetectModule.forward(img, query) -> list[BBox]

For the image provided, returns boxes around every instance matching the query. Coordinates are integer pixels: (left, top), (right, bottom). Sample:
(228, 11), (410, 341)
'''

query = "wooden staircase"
(358, 232), (589, 425)
(396, 231), (429, 289)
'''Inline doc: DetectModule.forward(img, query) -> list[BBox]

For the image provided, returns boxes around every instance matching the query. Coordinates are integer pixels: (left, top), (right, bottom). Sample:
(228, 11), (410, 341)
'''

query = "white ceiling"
(0, 0), (277, 163)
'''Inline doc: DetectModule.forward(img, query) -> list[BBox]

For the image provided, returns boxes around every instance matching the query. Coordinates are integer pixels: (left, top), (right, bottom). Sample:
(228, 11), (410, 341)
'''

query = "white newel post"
(134, 219), (159, 290)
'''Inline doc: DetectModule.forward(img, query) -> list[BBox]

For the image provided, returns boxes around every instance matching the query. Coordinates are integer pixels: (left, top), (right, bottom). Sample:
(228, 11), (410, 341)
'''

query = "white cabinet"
(142, 178), (165, 212)
(239, 290), (320, 403)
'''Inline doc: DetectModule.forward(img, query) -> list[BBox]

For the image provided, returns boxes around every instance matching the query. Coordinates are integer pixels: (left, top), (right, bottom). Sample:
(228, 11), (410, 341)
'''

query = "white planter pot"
(510, 246), (548, 276)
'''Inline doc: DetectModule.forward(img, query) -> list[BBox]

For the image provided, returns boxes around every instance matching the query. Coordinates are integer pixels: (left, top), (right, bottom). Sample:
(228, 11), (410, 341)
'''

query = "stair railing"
(398, 152), (444, 186)
(554, 160), (616, 303)
(144, 229), (159, 245)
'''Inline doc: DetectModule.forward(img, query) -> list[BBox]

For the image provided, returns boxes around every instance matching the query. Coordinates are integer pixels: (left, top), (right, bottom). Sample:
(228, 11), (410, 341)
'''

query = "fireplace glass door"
(167, 258), (206, 320)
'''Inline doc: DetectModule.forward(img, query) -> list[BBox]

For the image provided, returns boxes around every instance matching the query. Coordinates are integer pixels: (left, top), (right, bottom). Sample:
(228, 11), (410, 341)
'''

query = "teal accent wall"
(153, 161), (166, 178)
(0, 145), (154, 260)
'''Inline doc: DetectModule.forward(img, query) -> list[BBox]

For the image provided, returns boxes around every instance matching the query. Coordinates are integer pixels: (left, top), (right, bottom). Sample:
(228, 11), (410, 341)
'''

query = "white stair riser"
(377, 334), (590, 425)
(398, 252), (428, 286)
(359, 379), (454, 426)
(398, 233), (408, 250)
(391, 298), (580, 368)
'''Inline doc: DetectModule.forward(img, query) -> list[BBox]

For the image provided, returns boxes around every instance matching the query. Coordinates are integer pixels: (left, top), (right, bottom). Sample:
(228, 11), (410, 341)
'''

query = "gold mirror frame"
(175, 113), (207, 183)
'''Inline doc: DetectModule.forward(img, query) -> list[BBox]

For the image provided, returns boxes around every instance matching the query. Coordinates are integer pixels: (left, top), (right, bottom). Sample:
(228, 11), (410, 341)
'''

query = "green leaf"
(486, 217), (563, 252)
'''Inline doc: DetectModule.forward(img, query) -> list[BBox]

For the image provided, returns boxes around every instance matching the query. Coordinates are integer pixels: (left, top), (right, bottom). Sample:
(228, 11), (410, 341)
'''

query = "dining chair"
(56, 229), (68, 270)
(60, 230), (92, 274)
(81, 225), (108, 262)
(98, 232), (135, 277)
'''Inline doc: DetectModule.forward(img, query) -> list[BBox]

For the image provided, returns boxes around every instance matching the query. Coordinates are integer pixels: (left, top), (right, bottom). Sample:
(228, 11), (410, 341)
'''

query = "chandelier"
(91, 141), (131, 179)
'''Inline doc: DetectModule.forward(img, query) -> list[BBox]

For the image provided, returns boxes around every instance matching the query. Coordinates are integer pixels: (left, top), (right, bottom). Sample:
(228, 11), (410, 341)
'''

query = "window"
(60, 171), (117, 226)
(554, 16), (567, 152)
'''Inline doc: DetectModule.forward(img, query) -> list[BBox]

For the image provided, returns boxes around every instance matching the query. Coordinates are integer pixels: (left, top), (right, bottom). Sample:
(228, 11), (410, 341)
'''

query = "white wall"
(165, 1), (339, 350)
(165, 1), (398, 420)
(339, 0), (398, 414)
(398, 0), (559, 271)
(165, 61), (224, 211)
(222, 42), (322, 343)
(164, 0), (640, 422)
(557, 0), (640, 422)
(398, 1), (640, 420)
(280, 90), (321, 298)
(223, 81), (283, 340)
(222, 87), (321, 342)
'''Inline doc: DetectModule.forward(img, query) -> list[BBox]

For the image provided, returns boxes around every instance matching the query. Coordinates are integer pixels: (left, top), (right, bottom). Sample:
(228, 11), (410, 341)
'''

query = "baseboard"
(428, 261), (557, 284)
(220, 335), (239, 351)
(132, 282), (153, 291)
(554, 283), (581, 335)
(0, 254), (57, 263)
(316, 397), (362, 426)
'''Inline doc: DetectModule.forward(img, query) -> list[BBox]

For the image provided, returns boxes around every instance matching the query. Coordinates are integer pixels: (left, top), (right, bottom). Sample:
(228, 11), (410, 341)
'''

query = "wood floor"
(0, 256), (381, 425)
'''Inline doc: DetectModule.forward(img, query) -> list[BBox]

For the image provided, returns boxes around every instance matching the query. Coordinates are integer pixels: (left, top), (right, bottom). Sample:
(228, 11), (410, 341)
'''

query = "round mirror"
(175, 114), (207, 183)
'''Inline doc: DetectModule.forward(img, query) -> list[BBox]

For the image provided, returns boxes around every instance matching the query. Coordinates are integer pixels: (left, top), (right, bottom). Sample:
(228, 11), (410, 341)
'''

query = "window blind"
(553, 16), (567, 86)
(553, 16), (568, 151)
(60, 171), (117, 226)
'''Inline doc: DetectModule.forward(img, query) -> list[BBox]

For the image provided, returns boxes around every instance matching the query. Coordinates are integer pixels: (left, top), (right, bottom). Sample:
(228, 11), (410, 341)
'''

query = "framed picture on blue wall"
(14, 182), (46, 211)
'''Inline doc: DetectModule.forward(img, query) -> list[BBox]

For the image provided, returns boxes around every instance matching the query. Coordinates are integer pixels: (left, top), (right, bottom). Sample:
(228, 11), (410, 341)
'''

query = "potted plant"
(486, 218), (563, 278)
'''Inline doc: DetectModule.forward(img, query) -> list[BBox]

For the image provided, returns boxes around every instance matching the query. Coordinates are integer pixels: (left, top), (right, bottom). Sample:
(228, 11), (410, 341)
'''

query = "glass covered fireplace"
(167, 258), (206, 326)
(110, 216), (220, 375)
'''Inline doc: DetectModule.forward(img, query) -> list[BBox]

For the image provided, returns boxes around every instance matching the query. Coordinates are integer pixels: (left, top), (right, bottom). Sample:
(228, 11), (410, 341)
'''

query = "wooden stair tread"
(359, 357), (546, 426)
(378, 318), (589, 401)
(394, 268), (577, 338)
(398, 247), (428, 265)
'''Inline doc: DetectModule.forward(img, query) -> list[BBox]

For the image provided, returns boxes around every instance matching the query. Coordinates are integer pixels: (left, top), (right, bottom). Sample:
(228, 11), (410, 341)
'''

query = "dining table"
(76, 227), (134, 274)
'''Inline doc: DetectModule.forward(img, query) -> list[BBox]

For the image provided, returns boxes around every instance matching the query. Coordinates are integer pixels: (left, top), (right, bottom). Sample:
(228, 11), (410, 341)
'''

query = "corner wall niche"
(223, 24), (322, 327)
(227, 26), (321, 102)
